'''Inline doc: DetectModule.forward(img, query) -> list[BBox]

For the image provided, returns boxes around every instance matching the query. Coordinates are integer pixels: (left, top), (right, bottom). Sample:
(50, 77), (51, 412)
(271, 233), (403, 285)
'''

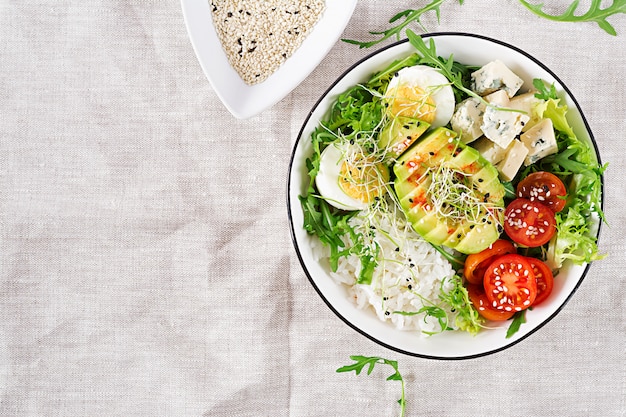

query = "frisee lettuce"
(520, 79), (607, 269)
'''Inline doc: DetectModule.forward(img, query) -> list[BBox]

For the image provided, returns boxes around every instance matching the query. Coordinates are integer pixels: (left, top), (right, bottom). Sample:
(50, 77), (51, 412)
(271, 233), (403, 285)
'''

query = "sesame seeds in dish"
(210, 0), (326, 85)
(181, 0), (356, 118)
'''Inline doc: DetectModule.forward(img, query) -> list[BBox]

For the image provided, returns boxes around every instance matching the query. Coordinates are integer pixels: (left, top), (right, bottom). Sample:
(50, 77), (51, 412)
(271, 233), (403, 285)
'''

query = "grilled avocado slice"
(393, 127), (505, 254)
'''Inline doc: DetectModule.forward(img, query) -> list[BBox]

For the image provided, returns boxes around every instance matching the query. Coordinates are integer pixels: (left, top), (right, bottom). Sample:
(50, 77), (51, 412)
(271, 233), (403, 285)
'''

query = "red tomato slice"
(527, 257), (554, 306)
(467, 284), (515, 321)
(464, 239), (516, 285)
(484, 254), (537, 312)
(516, 171), (567, 213)
(504, 198), (556, 247)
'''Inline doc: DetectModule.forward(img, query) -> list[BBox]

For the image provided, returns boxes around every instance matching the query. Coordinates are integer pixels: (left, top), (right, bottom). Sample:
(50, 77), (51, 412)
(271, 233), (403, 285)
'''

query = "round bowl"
(287, 32), (603, 359)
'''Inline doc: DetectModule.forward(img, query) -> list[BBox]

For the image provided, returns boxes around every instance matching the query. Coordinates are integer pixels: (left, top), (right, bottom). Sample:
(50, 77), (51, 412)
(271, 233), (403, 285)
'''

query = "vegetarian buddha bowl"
(287, 32), (604, 359)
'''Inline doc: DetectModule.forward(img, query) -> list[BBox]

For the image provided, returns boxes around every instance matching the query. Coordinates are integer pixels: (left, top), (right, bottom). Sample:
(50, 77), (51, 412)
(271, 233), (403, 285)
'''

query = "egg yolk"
(338, 159), (390, 204)
(386, 85), (437, 123)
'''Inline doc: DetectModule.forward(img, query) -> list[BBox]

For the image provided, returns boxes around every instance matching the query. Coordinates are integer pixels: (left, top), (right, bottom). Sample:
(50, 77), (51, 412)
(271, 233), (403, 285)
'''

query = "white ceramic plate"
(287, 33), (604, 359)
(180, 0), (357, 119)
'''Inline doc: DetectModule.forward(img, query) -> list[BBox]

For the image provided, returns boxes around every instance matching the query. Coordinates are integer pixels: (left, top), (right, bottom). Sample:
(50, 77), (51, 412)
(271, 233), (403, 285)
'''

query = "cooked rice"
(313, 202), (457, 335)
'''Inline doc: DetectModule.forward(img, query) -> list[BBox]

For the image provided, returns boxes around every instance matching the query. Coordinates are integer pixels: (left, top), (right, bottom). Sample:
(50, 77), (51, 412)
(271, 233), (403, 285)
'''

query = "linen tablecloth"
(1, 1), (624, 415)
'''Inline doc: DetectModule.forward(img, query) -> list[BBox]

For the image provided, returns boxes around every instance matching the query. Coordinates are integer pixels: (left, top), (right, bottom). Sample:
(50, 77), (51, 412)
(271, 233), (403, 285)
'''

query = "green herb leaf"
(337, 356), (406, 417)
(341, 0), (464, 48)
(506, 310), (527, 338)
(532, 78), (559, 101)
(519, 0), (626, 36)
(405, 31), (486, 105)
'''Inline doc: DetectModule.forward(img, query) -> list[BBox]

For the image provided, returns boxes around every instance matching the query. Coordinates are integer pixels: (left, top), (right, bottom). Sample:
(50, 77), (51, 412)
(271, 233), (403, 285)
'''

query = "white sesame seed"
(211, 0), (326, 85)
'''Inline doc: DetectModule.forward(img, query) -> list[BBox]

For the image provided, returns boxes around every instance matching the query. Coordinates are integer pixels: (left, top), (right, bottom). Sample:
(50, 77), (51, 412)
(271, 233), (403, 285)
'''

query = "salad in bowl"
(287, 32), (605, 359)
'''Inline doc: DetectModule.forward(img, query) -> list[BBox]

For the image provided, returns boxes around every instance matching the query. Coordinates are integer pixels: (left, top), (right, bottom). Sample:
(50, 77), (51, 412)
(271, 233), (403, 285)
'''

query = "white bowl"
(180, 0), (357, 119)
(287, 33), (604, 359)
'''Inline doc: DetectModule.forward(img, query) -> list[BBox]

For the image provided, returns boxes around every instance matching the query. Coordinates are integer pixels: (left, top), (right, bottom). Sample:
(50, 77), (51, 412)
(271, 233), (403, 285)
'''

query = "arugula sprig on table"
(519, 0), (626, 36)
(337, 356), (406, 417)
(344, 0), (624, 49)
(342, 0), (464, 49)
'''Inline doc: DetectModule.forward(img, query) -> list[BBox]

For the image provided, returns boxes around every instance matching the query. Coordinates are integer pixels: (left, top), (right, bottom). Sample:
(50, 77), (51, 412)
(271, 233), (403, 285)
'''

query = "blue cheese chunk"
(484, 90), (509, 106)
(450, 97), (485, 143)
(509, 92), (544, 132)
(480, 98), (530, 149)
(471, 60), (524, 98)
(520, 118), (558, 166)
(472, 137), (508, 165)
(496, 139), (529, 182)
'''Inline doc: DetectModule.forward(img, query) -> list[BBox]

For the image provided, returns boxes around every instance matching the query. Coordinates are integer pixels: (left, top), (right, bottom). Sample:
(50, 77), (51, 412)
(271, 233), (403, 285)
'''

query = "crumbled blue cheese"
(496, 139), (529, 181)
(450, 97), (485, 143)
(472, 137), (508, 165)
(520, 118), (558, 166)
(471, 60), (524, 98)
(509, 92), (544, 132)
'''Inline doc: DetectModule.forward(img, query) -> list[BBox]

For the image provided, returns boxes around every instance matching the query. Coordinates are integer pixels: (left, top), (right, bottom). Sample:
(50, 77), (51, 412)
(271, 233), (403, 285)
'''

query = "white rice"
(313, 202), (458, 335)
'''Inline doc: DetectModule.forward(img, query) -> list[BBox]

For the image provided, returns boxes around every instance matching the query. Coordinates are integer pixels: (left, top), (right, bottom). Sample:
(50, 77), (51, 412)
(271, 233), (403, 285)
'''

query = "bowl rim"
(287, 31), (604, 360)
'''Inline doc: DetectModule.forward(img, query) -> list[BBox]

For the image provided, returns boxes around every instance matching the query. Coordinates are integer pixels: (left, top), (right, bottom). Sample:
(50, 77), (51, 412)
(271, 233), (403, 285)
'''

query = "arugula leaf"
(518, 0), (626, 36)
(345, 0), (621, 51)
(532, 78), (559, 101)
(406, 31), (487, 105)
(298, 62), (393, 277)
(342, 0), (464, 49)
(506, 310), (527, 338)
(337, 356), (406, 417)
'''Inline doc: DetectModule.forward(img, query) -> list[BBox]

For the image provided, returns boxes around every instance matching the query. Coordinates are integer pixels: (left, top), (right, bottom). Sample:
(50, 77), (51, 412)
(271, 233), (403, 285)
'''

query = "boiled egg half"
(315, 142), (390, 211)
(385, 65), (455, 128)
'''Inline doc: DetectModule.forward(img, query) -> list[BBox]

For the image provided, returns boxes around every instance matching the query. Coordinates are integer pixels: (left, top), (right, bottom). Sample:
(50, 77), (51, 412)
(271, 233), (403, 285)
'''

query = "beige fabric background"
(0, 1), (624, 416)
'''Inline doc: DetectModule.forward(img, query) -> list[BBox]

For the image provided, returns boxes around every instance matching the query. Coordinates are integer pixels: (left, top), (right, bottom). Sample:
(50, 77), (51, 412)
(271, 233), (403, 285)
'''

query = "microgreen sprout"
(427, 163), (501, 225)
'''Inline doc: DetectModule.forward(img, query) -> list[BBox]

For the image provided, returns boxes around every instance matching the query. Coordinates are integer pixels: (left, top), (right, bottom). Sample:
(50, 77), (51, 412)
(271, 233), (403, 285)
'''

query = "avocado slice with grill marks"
(393, 127), (505, 254)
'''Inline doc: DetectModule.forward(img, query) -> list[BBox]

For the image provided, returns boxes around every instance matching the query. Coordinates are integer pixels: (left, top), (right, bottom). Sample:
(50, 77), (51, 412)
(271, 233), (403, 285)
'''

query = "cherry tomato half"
(504, 198), (556, 247)
(517, 171), (567, 213)
(527, 257), (554, 306)
(467, 284), (515, 321)
(464, 239), (517, 285)
(484, 253), (537, 312)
